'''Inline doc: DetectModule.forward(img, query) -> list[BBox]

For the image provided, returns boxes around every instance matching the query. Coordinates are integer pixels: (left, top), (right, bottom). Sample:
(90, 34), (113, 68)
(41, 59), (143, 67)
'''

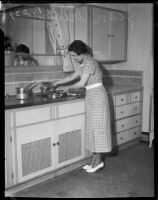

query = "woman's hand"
(53, 81), (59, 87)
(57, 86), (70, 92)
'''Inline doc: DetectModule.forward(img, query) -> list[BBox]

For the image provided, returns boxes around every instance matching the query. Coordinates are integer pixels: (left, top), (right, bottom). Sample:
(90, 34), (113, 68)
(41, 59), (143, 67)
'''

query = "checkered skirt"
(85, 85), (112, 153)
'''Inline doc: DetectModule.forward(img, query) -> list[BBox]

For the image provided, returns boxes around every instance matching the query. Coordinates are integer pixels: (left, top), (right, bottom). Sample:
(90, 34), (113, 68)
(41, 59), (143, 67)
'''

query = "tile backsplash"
(5, 65), (69, 96)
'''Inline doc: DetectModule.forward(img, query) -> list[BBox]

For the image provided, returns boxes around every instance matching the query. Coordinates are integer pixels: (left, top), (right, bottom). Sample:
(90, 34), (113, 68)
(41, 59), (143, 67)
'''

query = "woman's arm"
(68, 72), (90, 90)
(54, 70), (80, 86)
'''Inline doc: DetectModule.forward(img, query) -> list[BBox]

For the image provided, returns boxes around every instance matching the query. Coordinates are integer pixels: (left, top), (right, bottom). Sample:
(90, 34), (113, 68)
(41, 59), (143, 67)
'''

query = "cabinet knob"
(134, 132), (137, 135)
(135, 96), (138, 98)
(56, 142), (60, 145)
(136, 120), (138, 123)
(120, 137), (123, 140)
(134, 107), (138, 110)
(121, 111), (124, 114)
(121, 99), (124, 101)
(121, 124), (125, 127)
(53, 143), (56, 146)
(107, 34), (114, 37)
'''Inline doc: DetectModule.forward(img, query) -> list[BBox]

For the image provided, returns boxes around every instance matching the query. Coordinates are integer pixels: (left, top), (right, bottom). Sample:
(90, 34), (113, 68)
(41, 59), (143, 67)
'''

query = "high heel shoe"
(82, 164), (92, 170)
(86, 162), (104, 173)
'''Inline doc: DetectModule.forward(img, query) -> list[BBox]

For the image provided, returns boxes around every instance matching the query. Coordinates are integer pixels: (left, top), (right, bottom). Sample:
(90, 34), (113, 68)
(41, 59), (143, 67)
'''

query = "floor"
(13, 142), (154, 198)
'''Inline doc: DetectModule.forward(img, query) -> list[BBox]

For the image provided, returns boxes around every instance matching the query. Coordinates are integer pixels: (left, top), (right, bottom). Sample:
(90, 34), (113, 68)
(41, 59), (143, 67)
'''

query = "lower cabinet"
(111, 89), (143, 147)
(55, 115), (85, 168)
(5, 100), (86, 188)
(15, 121), (56, 183)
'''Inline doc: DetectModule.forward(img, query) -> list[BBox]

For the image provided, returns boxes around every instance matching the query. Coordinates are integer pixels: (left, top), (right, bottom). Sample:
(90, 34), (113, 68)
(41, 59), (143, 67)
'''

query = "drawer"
(57, 101), (85, 118)
(116, 115), (141, 132)
(116, 127), (140, 145)
(115, 102), (140, 119)
(16, 107), (51, 126)
(115, 94), (127, 106)
(130, 91), (141, 102)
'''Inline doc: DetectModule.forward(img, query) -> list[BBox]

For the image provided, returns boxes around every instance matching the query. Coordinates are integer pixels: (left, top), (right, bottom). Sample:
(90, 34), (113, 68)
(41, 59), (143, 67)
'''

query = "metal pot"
(16, 82), (38, 100)
(16, 87), (29, 100)
(40, 82), (56, 95)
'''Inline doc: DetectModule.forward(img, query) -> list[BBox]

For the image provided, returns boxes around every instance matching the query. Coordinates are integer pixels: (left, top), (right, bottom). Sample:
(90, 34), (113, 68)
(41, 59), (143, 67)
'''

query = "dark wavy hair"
(68, 40), (91, 55)
(16, 44), (30, 54)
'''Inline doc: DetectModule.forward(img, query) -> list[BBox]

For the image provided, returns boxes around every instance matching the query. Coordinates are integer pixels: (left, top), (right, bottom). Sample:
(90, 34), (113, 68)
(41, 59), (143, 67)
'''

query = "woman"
(54, 40), (112, 173)
(14, 44), (39, 66)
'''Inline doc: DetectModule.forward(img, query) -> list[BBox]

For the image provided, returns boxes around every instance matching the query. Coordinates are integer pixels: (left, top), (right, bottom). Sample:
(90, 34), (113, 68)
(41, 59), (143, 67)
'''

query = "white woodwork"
(5, 100), (86, 186)
(55, 115), (85, 168)
(130, 91), (141, 103)
(110, 11), (126, 60)
(91, 7), (110, 60)
(16, 121), (56, 182)
(116, 127), (140, 145)
(115, 93), (127, 106)
(115, 102), (140, 119)
(116, 115), (141, 132)
(57, 101), (85, 118)
(15, 106), (50, 126)
(90, 6), (127, 61)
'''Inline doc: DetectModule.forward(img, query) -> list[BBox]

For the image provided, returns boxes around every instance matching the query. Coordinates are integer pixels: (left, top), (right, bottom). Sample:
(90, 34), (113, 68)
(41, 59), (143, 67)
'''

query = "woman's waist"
(86, 82), (103, 90)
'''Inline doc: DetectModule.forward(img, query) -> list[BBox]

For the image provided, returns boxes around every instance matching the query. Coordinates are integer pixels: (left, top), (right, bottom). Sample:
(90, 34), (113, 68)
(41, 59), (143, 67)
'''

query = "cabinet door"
(5, 110), (15, 188)
(91, 7), (110, 60)
(15, 121), (56, 183)
(55, 115), (85, 168)
(109, 11), (127, 61)
(91, 6), (127, 62)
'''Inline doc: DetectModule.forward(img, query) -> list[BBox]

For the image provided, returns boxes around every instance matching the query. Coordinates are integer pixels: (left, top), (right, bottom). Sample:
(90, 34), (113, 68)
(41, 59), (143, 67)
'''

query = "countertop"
(5, 86), (143, 110)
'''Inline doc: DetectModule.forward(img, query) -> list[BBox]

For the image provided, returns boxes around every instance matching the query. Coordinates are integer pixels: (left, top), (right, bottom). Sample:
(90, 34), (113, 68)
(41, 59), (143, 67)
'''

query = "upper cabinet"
(75, 5), (128, 63)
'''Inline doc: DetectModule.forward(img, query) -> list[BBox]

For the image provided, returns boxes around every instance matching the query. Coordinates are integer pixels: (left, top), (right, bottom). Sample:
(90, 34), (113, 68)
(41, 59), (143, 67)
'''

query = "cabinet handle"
(135, 96), (138, 98)
(120, 137), (123, 140)
(56, 142), (60, 145)
(134, 107), (138, 110)
(53, 143), (56, 146)
(136, 120), (138, 123)
(121, 99), (124, 101)
(107, 34), (114, 37)
(121, 111), (124, 114)
(121, 124), (125, 127)
(134, 132), (137, 135)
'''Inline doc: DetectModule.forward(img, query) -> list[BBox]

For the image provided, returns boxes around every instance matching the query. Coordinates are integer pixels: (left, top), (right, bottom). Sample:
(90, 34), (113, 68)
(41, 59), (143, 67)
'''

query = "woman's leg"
(89, 153), (96, 166)
(91, 153), (102, 168)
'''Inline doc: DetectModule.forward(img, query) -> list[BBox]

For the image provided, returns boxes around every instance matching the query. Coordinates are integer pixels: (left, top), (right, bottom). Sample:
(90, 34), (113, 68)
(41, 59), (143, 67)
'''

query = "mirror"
(2, 5), (62, 66)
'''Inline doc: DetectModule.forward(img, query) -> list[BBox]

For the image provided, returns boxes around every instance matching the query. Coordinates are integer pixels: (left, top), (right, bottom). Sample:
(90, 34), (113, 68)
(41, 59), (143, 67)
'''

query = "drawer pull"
(120, 137), (123, 140)
(121, 99), (124, 101)
(134, 132), (137, 135)
(56, 142), (60, 145)
(121, 111), (124, 114)
(53, 143), (56, 146)
(135, 96), (138, 98)
(136, 120), (138, 123)
(121, 124), (125, 127)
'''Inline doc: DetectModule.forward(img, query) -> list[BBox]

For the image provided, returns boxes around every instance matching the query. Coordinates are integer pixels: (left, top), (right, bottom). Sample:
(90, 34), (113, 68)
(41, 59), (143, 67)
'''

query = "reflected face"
(69, 51), (83, 64)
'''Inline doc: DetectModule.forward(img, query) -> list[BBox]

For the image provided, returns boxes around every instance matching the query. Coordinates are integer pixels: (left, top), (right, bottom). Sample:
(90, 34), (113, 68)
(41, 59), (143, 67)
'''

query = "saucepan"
(40, 82), (57, 95)
(16, 82), (38, 100)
